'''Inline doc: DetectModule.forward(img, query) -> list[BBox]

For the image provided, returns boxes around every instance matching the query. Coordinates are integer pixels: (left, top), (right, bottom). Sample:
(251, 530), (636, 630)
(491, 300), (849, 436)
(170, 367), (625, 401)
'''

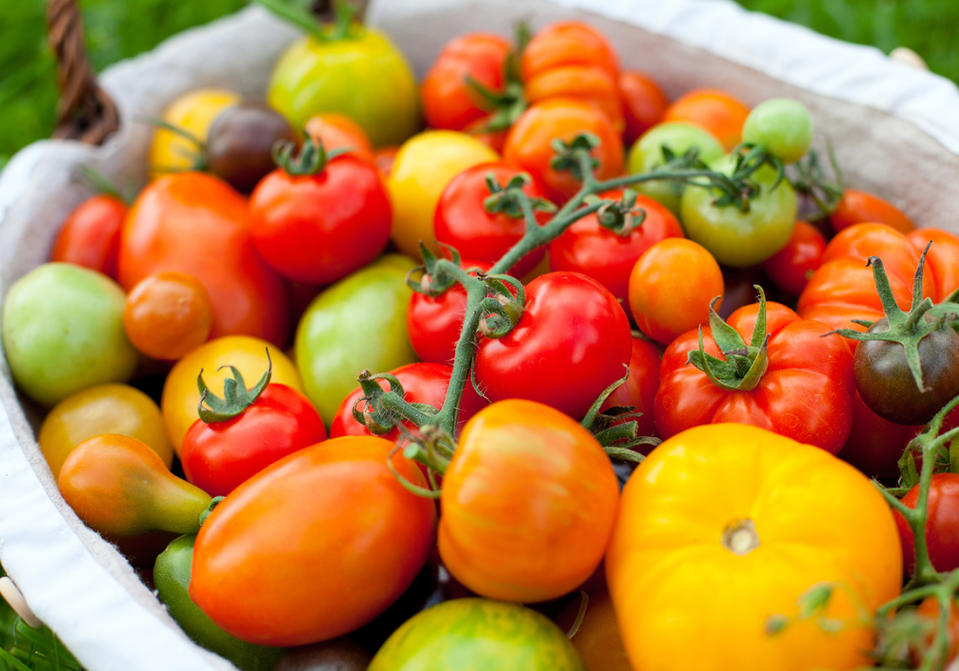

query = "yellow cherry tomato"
(161, 335), (303, 452)
(386, 130), (498, 259)
(38, 383), (172, 479)
(606, 423), (902, 671)
(148, 88), (240, 179)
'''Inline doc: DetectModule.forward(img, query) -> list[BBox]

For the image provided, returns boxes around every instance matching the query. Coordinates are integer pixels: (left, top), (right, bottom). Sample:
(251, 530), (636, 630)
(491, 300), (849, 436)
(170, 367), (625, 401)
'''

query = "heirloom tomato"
(190, 436), (436, 646)
(123, 272), (213, 360)
(369, 599), (585, 671)
(663, 88), (750, 151)
(439, 400), (619, 602)
(474, 272), (631, 419)
(148, 88), (240, 178)
(741, 98), (813, 164)
(895, 473), (959, 574)
(908, 227), (959, 301)
(760, 220), (826, 296)
(549, 189), (683, 303)
(119, 172), (288, 345)
(829, 189), (913, 234)
(50, 194), (126, 279)
(618, 70), (670, 144)
(606, 423), (902, 671)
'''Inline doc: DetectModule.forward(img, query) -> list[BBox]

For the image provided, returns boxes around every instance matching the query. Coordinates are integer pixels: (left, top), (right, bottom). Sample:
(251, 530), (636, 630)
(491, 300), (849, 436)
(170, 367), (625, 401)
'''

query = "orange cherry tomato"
(908, 227), (959, 301)
(503, 98), (623, 202)
(521, 21), (619, 83)
(829, 189), (913, 234)
(628, 238), (724, 345)
(305, 113), (375, 163)
(123, 271), (213, 360)
(663, 88), (750, 151)
(438, 400), (619, 603)
(524, 65), (624, 132)
(50, 194), (127, 280)
(912, 596), (959, 668)
(619, 70), (670, 144)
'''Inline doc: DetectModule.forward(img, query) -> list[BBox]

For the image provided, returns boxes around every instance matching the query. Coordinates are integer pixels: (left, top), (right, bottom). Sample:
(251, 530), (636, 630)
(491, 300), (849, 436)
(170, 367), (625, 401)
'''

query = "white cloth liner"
(0, 0), (958, 668)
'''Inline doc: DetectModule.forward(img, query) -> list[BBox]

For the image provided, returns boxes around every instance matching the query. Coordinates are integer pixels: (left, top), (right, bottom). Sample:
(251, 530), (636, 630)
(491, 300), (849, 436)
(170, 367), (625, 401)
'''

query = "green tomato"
(295, 254), (416, 424)
(680, 156), (797, 267)
(154, 535), (284, 671)
(742, 98), (813, 163)
(2, 263), (138, 406)
(626, 122), (725, 215)
(268, 27), (420, 147)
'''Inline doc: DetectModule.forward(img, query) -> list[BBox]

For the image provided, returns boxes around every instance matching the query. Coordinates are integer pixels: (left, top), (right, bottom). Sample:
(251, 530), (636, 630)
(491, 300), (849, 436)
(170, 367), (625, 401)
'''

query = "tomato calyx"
(717, 143), (786, 213)
(579, 367), (659, 461)
(587, 188), (647, 237)
(787, 143), (845, 220)
(465, 22), (531, 132)
(352, 370), (438, 435)
(482, 172), (556, 220)
(197, 496), (224, 527)
(196, 352), (272, 423)
(687, 285), (770, 392)
(272, 134), (348, 177)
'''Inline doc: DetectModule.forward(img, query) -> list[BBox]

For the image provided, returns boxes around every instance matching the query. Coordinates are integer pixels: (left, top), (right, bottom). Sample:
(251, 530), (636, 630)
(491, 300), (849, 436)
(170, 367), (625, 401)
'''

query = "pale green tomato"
(742, 98), (813, 163)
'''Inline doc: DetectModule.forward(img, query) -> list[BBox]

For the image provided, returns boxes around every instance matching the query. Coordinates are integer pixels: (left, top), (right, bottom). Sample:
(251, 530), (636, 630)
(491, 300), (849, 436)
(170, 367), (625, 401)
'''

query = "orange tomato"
(912, 597), (959, 668)
(123, 272), (213, 360)
(556, 589), (633, 671)
(606, 423), (902, 671)
(525, 65), (624, 132)
(521, 21), (619, 83)
(908, 227), (959, 301)
(830, 189), (913, 234)
(305, 113), (375, 163)
(663, 88), (750, 151)
(619, 70), (669, 144)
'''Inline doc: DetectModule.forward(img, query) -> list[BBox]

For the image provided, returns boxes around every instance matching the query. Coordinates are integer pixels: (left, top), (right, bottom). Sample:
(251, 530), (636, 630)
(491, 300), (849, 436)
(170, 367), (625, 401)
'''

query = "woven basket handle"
(46, 0), (119, 145)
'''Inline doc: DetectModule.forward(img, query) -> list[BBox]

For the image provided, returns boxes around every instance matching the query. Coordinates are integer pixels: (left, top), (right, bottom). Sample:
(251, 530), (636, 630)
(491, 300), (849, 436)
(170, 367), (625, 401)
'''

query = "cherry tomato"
(305, 113), (376, 164)
(148, 88), (240, 178)
(627, 238), (724, 345)
(49, 194), (126, 279)
(663, 88), (750, 151)
(524, 64), (624, 133)
(618, 70), (669, 144)
(908, 227), (959, 301)
(521, 21), (618, 82)
(895, 473), (959, 574)
(911, 596), (959, 669)
(602, 336), (661, 440)
(760, 220), (826, 296)
(830, 189), (913, 234)
(549, 189), (684, 303)
(123, 272), (213, 361)
(434, 163), (551, 276)
(741, 98), (813, 163)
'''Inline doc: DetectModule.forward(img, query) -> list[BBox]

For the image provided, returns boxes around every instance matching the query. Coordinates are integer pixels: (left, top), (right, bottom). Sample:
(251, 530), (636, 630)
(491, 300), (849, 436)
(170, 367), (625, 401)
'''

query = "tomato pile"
(4, 3), (959, 670)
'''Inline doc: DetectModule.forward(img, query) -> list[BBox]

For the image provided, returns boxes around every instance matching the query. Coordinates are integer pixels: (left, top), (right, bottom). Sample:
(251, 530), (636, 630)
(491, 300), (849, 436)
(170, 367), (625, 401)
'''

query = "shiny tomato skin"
(50, 194), (126, 279)
(521, 21), (618, 82)
(549, 189), (684, 303)
(190, 436), (437, 647)
(249, 155), (391, 285)
(524, 64), (624, 132)
(602, 336), (661, 440)
(619, 70), (670, 144)
(475, 271), (631, 419)
(829, 189), (913, 234)
(119, 172), (288, 346)
(434, 163), (551, 276)
(895, 473), (959, 574)
(123, 271), (213, 361)
(908, 227), (959, 302)
(181, 383), (327, 496)
(760, 220), (827, 296)
(663, 88), (750, 151)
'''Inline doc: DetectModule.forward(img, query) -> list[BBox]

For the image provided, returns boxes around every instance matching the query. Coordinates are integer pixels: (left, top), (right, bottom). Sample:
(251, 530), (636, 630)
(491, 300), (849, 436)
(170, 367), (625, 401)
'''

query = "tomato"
(304, 112), (375, 164)
(556, 589), (632, 671)
(434, 163), (551, 276)
(606, 423), (902, 671)
(912, 596), (959, 668)
(602, 336), (661, 440)
(373, 146), (398, 177)
(119, 172), (289, 345)
(618, 70), (669, 144)
(59, 434), (210, 537)
(663, 88), (750, 151)
(908, 227), (959, 301)
(680, 158), (797, 267)
(421, 33), (510, 131)
(273, 639), (371, 671)
(148, 88), (240, 178)
(249, 152), (391, 285)
(330, 362), (486, 439)
(1, 263), (138, 406)
(370, 598), (585, 670)
(760, 220), (826, 296)
(162, 336), (303, 451)
(49, 194), (126, 279)
(524, 65), (624, 133)
(741, 98), (813, 164)
(123, 272), (213, 361)
(829, 189), (913, 234)
(268, 27), (419, 147)
(387, 130), (499, 259)
(627, 238), (724, 345)
(895, 473), (959, 574)
(38, 383), (172, 479)
(295, 254), (417, 424)
(190, 436), (436, 646)
(549, 189), (684, 303)
(502, 98), (623, 203)
(840, 390), (919, 483)
(521, 21), (618, 82)
(475, 272), (632, 419)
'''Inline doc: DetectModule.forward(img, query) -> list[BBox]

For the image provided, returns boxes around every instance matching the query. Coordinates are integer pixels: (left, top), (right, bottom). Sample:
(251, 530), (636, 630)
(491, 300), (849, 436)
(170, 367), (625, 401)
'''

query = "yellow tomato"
(161, 335), (303, 452)
(148, 88), (240, 179)
(556, 590), (633, 671)
(606, 423), (901, 671)
(386, 130), (498, 259)
(39, 383), (172, 479)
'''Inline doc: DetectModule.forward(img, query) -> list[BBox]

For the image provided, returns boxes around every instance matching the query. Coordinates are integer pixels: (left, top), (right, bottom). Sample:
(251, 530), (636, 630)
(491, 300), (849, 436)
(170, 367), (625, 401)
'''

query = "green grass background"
(1, 0), (957, 170)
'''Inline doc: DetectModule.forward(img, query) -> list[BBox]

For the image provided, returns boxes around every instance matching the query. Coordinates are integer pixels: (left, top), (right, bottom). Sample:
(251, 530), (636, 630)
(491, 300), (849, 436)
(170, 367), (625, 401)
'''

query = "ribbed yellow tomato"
(606, 423), (901, 671)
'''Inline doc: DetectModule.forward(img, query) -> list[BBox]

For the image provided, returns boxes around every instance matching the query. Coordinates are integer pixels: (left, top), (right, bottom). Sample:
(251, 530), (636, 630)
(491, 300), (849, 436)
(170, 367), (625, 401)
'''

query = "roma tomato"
(830, 189), (913, 234)
(305, 113), (375, 163)
(123, 272), (213, 361)
(606, 423), (902, 671)
(602, 336), (661, 440)
(474, 272), (632, 419)
(663, 88), (750, 151)
(434, 163), (551, 276)
(119, 172), (289, 345)
(148, 88), (240, 178)
(908, 227), (959, 301)
(618, 70), (669, 144)
(895, 473), (959, 574)
(190, 436), (436, 646)
(760, 220), (826, 296)
(369, 599), (585, 671)
(549, 189), (684, 303)
(49, 194), (126, 279)
(439, 400), (619, 602)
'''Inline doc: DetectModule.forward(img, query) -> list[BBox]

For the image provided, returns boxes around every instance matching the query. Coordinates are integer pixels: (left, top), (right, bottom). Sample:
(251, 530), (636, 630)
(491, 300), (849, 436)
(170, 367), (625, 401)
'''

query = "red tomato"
(421, 33), (511, 131)
(654, 301), (855, 454)
(50, 194), (126, 279)
(663, 88), (750, 151)
(119, 172), (288, 345)
(760, 220), (827, 296)
(329, 362), (486, 439)
(840, 390), (919, 484)
(619, 70), (669, 144)
(521, 21), (618, 83)
(434, 163), (551, 276)
(602, 336), (661, 440)
(249, 154), (391, 285)
(549, 189), (684, 303)
(475, 271), (632, 419)
(181, 383), (327, 496)
(830, 189), (913, 234)
(908, 227), (959, 302)
(895, 473), (959, 574)
(190, 436), (436, 646)
(305, 113), (376, 163)
(407, 260), (492, 364)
